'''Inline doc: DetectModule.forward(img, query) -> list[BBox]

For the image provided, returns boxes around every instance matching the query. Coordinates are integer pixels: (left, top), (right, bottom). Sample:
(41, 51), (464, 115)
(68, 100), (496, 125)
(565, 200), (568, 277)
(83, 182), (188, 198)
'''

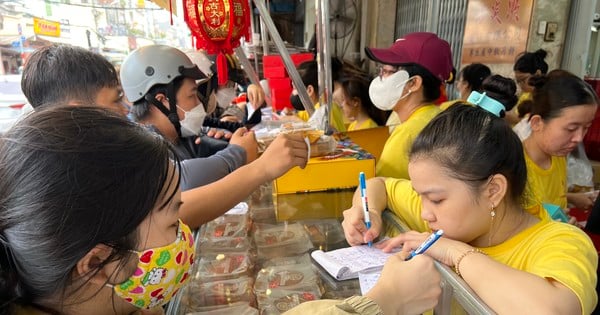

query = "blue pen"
(359, 172), (372, 247)
(405, 230), (444, 261)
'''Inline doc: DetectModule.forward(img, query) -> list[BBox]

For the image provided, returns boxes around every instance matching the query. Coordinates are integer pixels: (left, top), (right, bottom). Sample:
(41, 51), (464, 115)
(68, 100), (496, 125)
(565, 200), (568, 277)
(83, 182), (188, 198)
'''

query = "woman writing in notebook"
(342, 103), (598, 314)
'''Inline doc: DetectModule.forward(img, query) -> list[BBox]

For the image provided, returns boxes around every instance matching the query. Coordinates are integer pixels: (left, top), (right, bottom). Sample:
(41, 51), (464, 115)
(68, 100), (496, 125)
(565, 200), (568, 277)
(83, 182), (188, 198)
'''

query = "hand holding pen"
(405, 230), (444, 260)
(359, 172), (372, 247)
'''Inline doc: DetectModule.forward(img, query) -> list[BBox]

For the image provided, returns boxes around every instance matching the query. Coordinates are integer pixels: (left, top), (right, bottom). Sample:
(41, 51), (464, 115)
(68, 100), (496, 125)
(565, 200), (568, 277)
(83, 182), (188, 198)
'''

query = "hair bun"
(528, 74), (547, 90)
(533, 49), (548, 60)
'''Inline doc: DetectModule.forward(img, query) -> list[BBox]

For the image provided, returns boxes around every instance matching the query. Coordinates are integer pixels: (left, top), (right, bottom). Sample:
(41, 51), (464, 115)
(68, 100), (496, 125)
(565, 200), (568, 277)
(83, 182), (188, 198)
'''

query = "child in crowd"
(342, 103), (598, 314)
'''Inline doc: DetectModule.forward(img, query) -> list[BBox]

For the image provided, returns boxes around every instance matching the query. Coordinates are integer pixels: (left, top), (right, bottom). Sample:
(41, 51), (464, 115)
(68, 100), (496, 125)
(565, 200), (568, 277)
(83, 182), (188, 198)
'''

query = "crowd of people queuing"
(0, 29), (599, 315)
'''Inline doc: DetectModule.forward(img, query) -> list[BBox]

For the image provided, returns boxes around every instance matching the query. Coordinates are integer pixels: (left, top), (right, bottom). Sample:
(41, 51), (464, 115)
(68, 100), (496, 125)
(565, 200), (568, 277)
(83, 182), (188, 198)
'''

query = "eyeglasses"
(377, 65), (399, 78)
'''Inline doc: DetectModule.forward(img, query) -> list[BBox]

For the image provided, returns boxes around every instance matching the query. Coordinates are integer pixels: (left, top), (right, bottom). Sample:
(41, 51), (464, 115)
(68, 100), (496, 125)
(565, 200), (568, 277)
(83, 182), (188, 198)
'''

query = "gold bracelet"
(454, 248), (486, 277)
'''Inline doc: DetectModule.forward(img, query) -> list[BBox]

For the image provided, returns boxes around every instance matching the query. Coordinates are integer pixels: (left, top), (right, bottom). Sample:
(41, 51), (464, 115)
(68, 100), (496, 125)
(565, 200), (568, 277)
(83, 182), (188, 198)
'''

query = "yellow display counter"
(273, 138), (376, 195)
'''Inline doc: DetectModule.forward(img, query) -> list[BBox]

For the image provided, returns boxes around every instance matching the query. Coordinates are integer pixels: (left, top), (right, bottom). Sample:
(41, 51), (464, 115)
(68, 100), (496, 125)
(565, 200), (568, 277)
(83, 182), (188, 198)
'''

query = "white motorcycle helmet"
(120, 45), (206, 103)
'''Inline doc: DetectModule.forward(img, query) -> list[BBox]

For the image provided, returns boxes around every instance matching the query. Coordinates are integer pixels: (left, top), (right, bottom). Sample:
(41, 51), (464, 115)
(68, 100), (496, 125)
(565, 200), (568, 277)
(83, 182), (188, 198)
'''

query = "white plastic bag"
(567, 142), (594, 191)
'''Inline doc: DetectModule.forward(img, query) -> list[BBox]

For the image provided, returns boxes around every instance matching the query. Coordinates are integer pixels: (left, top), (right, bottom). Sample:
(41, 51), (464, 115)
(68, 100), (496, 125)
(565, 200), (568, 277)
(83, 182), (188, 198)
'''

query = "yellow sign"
(462, 0), (534, 64)
(33, 17), (61, 37)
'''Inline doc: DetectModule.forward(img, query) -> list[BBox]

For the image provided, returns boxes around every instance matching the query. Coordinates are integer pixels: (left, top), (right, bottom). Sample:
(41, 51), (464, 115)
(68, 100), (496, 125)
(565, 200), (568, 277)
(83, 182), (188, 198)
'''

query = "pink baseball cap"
(365, 32), (454, 82)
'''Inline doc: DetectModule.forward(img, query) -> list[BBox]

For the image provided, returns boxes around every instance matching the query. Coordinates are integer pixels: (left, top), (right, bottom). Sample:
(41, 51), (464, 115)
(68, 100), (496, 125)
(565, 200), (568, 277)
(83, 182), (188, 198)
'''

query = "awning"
(0, 46), (21, 56)
(0, 35), (21, 46)
(33, 34), (72, 45)
(149, 0), (178, 16)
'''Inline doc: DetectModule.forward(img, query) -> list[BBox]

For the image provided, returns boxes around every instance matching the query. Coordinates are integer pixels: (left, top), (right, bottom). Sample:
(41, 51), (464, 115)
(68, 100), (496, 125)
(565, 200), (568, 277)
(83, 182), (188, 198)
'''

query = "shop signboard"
(33, 18), (61, 37)
(462, 0), (534, 64)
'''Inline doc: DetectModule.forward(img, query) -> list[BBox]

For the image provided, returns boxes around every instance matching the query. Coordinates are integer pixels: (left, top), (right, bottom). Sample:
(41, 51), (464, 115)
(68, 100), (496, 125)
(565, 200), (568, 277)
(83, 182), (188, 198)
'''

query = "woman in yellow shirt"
(342, 103), (598, 314)
(290, 59), (347, 132)
(336, 76), (390, 131)
(508, 49), (549, 125)
(522, 70), (598, 211)
(365, 32), (453, 179)
(440, 63), (491, 110)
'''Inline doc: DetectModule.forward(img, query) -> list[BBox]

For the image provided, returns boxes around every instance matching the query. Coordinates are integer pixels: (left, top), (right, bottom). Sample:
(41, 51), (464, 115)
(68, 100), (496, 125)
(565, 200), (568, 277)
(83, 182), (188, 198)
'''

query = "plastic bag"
(567, 143), (594, 192)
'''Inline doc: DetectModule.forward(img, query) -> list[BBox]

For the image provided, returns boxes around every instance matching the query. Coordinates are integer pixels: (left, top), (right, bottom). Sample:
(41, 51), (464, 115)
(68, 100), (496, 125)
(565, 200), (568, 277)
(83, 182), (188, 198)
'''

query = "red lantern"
(184, 0), (251, 85)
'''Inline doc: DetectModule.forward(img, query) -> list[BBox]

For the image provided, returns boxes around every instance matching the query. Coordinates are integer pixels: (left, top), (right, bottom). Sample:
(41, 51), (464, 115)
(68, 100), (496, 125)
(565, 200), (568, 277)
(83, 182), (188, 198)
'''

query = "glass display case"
(167, 182), (495, 315)
(166, 183), (361, 315)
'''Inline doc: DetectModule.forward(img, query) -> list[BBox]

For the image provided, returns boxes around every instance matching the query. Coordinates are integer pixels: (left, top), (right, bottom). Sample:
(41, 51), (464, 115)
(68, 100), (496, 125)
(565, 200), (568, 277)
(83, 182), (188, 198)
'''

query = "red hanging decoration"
(183, 0), (251, 86)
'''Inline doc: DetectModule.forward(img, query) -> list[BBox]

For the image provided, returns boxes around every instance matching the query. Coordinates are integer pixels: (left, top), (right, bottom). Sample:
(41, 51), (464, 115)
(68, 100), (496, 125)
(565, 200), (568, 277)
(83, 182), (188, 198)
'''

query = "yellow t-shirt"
(386, 111), (401, 133)
(516, 92), (532, 117)
(347, 118), (378, 131)
(439, 99), (462, 111)
(524, 151), (568, 209)
(384, 178), (598, 315)
(297, 102), (347, 132)
(376, 105), (440, 179)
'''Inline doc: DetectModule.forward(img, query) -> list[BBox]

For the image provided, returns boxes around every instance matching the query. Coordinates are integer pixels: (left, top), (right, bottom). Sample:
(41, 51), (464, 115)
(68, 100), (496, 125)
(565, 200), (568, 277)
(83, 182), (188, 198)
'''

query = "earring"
(489, 202), (496, 246)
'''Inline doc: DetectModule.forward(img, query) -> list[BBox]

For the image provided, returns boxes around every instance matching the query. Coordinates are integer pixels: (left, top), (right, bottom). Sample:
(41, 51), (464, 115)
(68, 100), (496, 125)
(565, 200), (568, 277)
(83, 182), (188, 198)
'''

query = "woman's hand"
(377, 231), (473, 267)
(567, 191), (597, 210)
(342, 205), (383, 246)
(253, 133), (309, 180)
(247, 84), (265, 109)
(366, 254), (441, 315)
(229, 127), (258, 163)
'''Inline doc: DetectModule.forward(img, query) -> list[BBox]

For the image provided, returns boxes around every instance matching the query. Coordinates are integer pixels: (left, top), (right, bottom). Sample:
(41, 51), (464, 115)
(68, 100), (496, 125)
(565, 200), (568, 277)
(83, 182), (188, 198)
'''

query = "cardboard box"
(273, 139), (376, 194)
(274, 189), (354, 221)
(343, 126), (390, 162)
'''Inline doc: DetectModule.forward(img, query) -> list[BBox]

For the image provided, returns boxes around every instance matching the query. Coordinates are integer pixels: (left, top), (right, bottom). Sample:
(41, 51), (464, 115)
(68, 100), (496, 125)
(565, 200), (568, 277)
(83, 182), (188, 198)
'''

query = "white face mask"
(215, 87), (237, 108)
(369, 70), (412, 111)
(178, 104), (206, 137)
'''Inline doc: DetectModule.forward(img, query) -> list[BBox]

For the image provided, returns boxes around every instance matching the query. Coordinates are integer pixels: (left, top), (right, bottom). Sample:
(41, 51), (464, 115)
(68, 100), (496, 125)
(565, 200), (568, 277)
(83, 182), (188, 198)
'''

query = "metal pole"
(248, 0), (261, 73)
(259, 0), (270, 56)
(252, 0), (315, 115)
(316, 0), (333, 134)
(234, 46), (273, 110)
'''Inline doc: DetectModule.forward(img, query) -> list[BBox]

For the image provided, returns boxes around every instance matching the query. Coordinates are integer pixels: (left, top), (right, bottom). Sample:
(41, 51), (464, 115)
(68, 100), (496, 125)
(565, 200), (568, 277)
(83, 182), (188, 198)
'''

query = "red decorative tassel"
(216, 53), (229, 86)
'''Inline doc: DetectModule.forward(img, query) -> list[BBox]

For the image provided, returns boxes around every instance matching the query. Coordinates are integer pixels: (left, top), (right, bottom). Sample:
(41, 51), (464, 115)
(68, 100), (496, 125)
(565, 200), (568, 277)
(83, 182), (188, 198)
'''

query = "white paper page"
(311, 243), (397, 280)
(359, 266), (383, 295)
(246, 102), (256, 119)
(310, 250), (347, 279)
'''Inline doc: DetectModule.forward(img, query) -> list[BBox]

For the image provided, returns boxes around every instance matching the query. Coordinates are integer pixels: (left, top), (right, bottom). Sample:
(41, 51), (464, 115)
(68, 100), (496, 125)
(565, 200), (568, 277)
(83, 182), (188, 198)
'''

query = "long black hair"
(0, 106), (181, 313)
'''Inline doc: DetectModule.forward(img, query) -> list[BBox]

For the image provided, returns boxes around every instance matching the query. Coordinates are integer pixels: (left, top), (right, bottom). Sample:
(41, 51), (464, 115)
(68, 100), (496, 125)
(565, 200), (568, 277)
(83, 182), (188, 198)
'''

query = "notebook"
(310, 242), (398, 280)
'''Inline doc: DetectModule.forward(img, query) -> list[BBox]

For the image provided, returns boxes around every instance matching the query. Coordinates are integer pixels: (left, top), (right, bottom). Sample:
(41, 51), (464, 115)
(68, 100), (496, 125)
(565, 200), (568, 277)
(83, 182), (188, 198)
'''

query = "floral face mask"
(109, 220), (195, 309)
